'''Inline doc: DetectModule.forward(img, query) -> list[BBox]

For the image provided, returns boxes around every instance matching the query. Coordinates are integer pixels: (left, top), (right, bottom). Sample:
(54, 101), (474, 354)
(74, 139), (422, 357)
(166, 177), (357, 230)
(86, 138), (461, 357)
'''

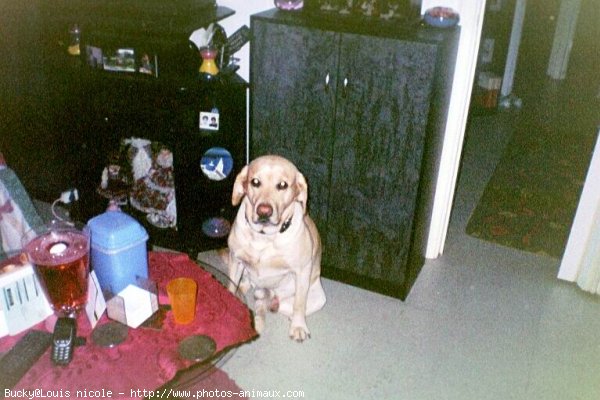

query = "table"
(0, 251), (257, 398)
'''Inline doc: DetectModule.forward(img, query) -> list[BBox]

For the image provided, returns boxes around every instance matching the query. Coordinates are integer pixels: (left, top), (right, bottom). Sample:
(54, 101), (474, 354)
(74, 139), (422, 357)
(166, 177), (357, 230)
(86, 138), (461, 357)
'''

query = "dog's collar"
(279, 217), (292, 234)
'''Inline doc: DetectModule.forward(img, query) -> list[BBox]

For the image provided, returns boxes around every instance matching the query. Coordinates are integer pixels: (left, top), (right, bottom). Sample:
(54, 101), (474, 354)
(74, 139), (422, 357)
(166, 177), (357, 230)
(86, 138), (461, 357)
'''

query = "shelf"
(40, 3), (235, 47)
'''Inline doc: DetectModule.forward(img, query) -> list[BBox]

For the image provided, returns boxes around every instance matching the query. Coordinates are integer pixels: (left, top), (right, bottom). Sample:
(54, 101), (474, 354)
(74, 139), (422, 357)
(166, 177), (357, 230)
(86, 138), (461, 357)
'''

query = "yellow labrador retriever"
(227, 155), (326, 341)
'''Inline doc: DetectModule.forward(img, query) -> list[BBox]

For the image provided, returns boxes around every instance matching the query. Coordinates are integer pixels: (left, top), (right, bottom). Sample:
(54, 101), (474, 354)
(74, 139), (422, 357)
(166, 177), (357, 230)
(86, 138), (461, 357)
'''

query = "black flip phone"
(51, 317), (76, 365)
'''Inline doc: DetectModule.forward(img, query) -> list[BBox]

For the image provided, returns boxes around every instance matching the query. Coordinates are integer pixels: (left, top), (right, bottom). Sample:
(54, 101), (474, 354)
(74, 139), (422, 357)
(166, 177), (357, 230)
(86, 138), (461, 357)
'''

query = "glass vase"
(274, 0), (303, 11)
(199, 46), (219, 76)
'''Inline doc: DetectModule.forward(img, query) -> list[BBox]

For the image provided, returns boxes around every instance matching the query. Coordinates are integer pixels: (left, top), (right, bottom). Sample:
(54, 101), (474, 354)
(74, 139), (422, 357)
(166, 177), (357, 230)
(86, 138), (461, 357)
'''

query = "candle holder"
(274, 0), (303, 10)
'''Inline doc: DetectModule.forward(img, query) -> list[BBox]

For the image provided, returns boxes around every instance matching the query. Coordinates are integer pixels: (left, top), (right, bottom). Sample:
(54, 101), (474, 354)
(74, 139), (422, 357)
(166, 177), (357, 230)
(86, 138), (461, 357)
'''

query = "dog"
(226, 155), (326, 341)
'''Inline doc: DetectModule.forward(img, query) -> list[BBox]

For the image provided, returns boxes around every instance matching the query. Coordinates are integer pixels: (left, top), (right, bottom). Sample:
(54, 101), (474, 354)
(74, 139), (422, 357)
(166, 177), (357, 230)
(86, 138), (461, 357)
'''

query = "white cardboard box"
(0, 261), (53, 337)
(106, 282), (158, 328)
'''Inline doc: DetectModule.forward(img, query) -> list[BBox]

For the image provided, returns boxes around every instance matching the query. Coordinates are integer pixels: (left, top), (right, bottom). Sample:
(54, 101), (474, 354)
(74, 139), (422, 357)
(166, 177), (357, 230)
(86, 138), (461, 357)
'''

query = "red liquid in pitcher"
(25, 231), (89, 312)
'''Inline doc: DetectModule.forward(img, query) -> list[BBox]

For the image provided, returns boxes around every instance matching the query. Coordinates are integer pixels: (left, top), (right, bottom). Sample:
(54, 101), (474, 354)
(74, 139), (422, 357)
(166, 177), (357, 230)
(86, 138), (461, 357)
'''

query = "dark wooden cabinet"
(250, 22), (335, 232)
(250, 9), (458, 299)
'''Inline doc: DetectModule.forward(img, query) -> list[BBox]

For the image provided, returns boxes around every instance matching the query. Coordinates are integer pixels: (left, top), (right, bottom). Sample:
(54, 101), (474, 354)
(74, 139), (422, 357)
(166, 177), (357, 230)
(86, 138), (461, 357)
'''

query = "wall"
(217, 0), (273, 82)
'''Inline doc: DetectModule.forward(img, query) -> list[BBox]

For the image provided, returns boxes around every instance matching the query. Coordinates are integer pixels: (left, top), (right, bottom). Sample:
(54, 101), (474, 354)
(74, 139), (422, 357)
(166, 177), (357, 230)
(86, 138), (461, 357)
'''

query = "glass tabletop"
(148, 258), (253, 393)
(0, 252), (256, 396)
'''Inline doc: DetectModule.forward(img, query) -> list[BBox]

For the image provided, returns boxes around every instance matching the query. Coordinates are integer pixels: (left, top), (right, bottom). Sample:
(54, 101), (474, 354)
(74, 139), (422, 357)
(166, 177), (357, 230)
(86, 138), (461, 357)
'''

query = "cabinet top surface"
(251, 8), (458, 43)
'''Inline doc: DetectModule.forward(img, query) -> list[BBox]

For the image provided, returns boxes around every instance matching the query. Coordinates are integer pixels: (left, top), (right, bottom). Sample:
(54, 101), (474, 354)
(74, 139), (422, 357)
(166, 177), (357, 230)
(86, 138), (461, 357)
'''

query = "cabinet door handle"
(342, 77), (349, 98)
(325, 73), (330, 91)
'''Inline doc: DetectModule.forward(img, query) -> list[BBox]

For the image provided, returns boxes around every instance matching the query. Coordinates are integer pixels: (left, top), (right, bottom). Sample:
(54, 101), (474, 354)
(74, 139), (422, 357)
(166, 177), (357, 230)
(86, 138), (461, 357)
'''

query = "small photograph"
(85, 45), (104, 69)
(103, 48), (136, 72)
(489, 0), (503, 11)
(199, 111), (220, 131)
(480, 38), (495, 64)
(138, 52), (158, 77)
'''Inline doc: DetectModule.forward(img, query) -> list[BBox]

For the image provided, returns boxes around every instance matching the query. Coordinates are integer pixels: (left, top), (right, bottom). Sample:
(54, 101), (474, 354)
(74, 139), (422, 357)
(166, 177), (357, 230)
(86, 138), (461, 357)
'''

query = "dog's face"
(232, 155), (308, 235)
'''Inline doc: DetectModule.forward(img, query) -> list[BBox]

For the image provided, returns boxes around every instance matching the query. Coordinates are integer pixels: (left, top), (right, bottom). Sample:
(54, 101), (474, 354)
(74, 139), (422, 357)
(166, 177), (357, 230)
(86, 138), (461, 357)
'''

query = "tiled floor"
(199, 111), (600, 399)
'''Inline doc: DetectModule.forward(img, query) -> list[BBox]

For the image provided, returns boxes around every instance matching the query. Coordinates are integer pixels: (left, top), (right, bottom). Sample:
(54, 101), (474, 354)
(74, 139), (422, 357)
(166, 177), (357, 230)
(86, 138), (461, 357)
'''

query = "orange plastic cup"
(166, 278), (197, 324)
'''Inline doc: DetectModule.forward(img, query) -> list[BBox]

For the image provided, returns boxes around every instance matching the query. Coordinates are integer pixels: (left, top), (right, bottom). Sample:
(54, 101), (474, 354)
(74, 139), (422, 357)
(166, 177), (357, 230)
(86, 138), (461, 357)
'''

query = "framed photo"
(138, 51), (159, 77)
(489, 0), (503, 11)
(85, 45), (158, 77)
(103, 48), (136, 72)
(480, 38), (495, 64)
(199, 111), (220, 131)
(85, 45), (104, 69)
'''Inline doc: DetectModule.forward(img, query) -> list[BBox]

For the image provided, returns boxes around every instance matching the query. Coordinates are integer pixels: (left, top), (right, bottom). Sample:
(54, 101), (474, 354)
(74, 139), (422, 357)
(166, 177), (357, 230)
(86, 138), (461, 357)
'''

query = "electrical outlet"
(60, 188), (79, 204)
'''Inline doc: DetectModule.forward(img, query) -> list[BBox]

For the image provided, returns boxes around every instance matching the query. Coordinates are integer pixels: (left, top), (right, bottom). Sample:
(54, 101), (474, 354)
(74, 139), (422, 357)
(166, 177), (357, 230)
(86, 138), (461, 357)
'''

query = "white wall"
(219, 0), (487, 258)
(217, 0), (273, 82)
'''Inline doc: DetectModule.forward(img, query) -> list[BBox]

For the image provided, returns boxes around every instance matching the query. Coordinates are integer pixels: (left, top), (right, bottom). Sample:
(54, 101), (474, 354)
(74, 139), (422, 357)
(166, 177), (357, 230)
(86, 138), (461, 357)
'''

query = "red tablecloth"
(0, 251), (257, 398)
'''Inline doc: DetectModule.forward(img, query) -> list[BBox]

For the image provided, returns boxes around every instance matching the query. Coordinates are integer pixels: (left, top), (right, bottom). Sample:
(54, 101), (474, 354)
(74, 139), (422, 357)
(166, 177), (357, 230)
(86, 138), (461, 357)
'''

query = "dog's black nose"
(257, 203), (273, 221)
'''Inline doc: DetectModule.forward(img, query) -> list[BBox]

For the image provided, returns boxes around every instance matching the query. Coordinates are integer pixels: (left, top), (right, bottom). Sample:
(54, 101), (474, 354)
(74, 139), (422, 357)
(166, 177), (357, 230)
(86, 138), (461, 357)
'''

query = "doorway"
(458, 0), (600, 259)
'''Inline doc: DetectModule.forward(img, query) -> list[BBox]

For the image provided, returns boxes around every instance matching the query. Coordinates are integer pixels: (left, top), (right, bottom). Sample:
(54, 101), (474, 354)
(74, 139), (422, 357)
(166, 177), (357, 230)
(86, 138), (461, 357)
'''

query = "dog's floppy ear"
(232, 165), (249, 206)
(295, 171), (308, 214)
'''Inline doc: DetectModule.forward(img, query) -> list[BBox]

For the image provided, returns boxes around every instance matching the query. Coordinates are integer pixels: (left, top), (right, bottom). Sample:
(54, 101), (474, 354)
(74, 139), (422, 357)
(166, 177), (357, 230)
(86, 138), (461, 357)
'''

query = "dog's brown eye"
(251, 178), (261, 188)
(276, 181), (288, 191)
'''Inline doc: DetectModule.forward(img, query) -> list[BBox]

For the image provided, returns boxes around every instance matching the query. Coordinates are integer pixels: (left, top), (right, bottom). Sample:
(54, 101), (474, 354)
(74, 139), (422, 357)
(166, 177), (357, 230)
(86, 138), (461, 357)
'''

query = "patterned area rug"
(466, 89), (598, 259)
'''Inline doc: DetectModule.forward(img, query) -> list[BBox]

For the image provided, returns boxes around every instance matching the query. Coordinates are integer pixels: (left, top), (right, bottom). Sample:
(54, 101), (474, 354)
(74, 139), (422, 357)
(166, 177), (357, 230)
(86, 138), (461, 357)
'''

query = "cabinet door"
(251, 20), (338, 231)
(326, 33), (439, 295)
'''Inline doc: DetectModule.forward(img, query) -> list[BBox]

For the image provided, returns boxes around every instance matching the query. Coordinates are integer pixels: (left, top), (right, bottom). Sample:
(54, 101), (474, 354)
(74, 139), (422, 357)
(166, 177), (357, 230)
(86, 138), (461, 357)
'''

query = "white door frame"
(558, 129), (600, 281)
(422, 0), (488, 258)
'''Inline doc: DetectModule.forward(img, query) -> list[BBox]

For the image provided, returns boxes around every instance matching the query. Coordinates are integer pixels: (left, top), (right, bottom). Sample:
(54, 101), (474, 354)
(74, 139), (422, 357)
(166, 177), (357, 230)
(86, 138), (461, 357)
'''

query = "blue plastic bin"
(87, 210), (149, 294)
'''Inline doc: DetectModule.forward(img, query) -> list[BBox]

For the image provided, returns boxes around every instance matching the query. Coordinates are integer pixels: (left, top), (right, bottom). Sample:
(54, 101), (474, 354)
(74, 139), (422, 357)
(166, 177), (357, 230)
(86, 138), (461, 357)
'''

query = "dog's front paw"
(289, 317), (310, 342)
